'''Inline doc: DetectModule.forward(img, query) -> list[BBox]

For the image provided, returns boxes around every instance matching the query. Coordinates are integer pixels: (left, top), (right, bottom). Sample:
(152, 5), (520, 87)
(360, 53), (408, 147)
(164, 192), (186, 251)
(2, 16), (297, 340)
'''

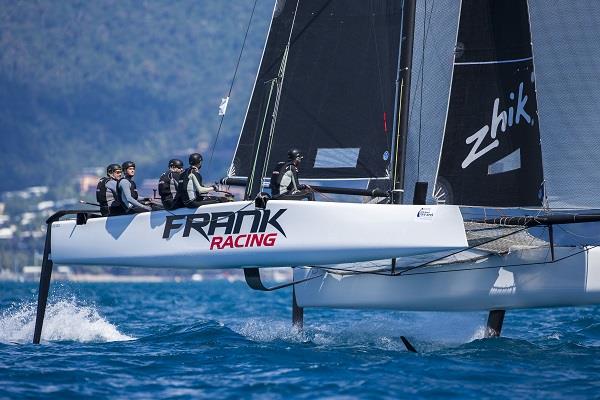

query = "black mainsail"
(435, 0), (544, 207)
(229, 0), (402, 198)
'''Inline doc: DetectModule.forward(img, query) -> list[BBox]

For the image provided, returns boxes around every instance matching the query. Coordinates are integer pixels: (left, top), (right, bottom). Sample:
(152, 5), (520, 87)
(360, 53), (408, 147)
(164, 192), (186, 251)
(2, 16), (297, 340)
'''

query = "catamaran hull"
(294, 246), (600, 311)
(50, 201), (467, 269)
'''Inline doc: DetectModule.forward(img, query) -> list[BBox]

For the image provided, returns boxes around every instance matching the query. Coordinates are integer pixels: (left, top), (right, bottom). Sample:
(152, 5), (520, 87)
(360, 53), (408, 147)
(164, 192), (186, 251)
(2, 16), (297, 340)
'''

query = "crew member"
(270, 148), (313, 200)
(177, 153), (219, 208)
(158, 158), (184, 210)
(96, 163), (124, 216)
(118, 161), (152, 213)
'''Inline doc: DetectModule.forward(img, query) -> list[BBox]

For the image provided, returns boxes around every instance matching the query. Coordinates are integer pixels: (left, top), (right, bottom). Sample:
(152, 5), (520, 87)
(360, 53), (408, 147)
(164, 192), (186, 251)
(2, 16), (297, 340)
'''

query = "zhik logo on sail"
(462, 81), (534, 169)
(162, 209), (287, 250)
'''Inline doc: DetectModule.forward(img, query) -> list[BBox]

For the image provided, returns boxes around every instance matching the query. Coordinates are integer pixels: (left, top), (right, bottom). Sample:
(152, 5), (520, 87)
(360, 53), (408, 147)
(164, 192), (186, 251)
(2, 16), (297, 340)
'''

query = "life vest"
(270, 161), (289, 196)
(116, 176), (140, 211)
(177, 167), (204, 204)
(158, 171), (179, 201)
(129, 177), (139, 200)
(159, 170), (182, 209)
(96, 176), (121, 216)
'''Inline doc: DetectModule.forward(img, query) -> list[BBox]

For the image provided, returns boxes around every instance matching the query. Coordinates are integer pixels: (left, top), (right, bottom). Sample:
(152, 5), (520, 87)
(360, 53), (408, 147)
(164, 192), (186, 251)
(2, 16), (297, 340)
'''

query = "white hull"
(294, 246), (600, 311)
(51, 201), (467, 269)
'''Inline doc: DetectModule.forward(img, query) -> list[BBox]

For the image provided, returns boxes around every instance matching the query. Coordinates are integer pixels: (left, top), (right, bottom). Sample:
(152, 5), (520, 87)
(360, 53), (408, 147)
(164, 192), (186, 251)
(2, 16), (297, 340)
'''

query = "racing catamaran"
(33, 0), (600, 348)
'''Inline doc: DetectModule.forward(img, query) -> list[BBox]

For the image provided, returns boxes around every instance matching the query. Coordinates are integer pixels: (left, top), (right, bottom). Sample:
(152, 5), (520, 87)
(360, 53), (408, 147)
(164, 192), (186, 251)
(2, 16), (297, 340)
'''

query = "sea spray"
(0, 298), (134, 343)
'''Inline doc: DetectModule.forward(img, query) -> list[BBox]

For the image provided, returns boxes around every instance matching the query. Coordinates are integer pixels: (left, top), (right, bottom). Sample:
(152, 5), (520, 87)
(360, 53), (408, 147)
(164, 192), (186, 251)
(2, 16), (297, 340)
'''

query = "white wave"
(235, 318), (306, 343)
(470, 325), (487, 341)
(0, 298), (134, 344)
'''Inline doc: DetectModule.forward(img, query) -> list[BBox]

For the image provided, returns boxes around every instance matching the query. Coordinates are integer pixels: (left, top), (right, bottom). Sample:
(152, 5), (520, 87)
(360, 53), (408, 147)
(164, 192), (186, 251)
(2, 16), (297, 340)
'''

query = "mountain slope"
(0, 0), (273, 191)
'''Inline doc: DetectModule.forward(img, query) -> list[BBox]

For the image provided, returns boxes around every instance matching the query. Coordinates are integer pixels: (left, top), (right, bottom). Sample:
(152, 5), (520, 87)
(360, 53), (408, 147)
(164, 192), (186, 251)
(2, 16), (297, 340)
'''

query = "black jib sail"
(228, 0), (402, 198)
(435, 0), (544, 207)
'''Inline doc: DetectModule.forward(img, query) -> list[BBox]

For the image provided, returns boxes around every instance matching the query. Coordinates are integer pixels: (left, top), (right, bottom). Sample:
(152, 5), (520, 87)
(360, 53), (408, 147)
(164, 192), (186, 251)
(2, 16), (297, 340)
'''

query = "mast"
(390, 0), (417, 204)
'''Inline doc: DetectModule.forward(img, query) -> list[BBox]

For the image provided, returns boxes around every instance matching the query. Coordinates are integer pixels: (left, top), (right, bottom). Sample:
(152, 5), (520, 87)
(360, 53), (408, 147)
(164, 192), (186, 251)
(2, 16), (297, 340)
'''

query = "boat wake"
(234, 318), (307, 343)
(231, 312), (489, 352)
(0, 298), (134, 344)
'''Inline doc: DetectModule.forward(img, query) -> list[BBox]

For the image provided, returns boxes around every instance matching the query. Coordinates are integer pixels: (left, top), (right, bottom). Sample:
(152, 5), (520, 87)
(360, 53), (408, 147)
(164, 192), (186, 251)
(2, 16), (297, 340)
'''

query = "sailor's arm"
(120, 179), (151, 210)
(190, 173), (213, 194)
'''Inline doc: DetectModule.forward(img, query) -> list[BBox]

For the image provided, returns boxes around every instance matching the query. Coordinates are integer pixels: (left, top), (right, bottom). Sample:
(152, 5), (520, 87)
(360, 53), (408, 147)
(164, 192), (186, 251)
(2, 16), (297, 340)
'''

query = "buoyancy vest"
(270, 161), (299, 196)
(116, 176), (141, 211)
(159, 170), (182, 209)
(96, 176), (121, 216)
(177, 167), (204, 204)
(159, 171), (179, 201)
(129, 177), (139, 200)
(270, 161), (291, 196)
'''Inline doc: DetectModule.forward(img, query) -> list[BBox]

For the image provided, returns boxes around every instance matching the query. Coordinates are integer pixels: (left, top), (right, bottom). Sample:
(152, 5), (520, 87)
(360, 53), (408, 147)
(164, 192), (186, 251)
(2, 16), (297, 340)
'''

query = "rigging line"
(399, 245), (597, 277)
(394, 224), (533, 276)
(309, 264), (392, 276)
(247, 80), (277, 197)
(206, 0), (259, 177)
(307, 244), (596, 279)
(257, 0), (301, 192)
(248, 270), (326, 292)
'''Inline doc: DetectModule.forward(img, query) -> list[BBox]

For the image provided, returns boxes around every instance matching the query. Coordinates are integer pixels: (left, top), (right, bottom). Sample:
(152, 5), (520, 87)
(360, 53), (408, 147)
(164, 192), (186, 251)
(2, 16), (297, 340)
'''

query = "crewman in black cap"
(177, 153), (219, 208)
(117, 161), (152, 213)
(270, 148), (313, 200)
(96, 163), (124, 216)
(158, 158), (184, 210)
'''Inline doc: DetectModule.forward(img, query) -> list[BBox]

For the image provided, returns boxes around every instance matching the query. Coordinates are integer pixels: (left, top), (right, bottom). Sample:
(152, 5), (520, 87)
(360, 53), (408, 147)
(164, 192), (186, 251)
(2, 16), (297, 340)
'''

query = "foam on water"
(233, 312), (486, 352)
(0, 298), (134, 344)
(234, 318), (306, 343)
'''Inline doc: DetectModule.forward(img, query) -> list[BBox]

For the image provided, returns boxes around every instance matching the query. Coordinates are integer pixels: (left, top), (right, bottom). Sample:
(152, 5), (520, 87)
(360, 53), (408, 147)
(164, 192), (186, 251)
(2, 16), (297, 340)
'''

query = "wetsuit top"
(158, 170), (180, 203)
(278, 162), (300, 195)
(96, 176), (121, 215)
(118, 176), (150, 211)
(178, 167), (212, 204)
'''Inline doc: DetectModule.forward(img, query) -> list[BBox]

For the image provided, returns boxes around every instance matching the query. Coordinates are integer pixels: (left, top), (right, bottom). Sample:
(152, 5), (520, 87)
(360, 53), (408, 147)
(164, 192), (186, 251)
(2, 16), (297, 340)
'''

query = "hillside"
(0, 0), (273, 192)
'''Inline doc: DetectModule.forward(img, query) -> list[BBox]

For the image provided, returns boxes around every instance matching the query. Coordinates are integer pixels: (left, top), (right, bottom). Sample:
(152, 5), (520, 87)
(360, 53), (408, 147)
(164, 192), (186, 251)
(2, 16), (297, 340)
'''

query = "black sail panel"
(229, 0), (296, 185)
(435, 0), (544, 207)
(230, 0), (402, 188)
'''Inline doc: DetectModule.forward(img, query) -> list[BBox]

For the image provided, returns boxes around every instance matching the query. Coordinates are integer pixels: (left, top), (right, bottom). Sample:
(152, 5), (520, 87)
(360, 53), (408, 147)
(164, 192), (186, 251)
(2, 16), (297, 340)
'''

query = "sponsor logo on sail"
(462, 81), (533, 169)
(162, 209), (287, 250)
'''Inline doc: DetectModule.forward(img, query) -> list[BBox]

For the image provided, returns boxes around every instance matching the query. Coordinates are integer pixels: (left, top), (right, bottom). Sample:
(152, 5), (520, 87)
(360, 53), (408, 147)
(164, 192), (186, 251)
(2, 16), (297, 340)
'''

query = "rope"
(256, 0), (301, 192)
(206, 0), (259, 177)
(306, 243), (596, 279)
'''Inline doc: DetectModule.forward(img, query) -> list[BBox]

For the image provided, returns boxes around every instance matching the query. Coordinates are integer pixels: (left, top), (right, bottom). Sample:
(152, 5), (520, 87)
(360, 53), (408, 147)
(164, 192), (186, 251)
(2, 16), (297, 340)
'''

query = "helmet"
(189, 153), (203, 166)
(288, 148), (303, 160)
(106, 163), (122, 175)
(122, 161), (136, 170)
(169, 158), (183, 168)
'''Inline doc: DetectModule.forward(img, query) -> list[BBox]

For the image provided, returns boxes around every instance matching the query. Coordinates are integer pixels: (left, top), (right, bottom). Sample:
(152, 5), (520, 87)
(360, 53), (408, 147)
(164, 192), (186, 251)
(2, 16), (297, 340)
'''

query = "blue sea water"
(1, 281), (600, 399)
